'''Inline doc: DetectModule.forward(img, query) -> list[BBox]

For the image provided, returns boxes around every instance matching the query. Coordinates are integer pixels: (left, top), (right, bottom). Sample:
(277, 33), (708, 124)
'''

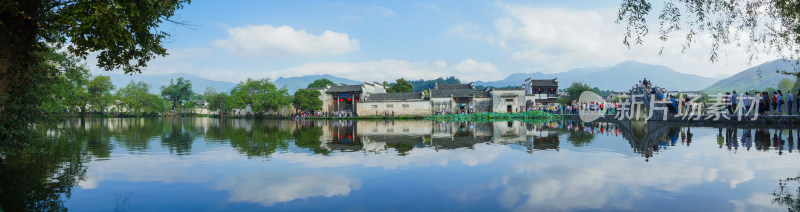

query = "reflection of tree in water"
(386, 142), (414, 156)
(112, 118), (164, 153)
(773, 174), (800, 212)
(0, 132), (88, 211)
(616, 121), (683, 160)
(160, 119), (197, 155)
(75, 118), (114, 158)
(292, 123), (330, 155)
(225, 121), (293, 159)
(567, 130), (593, 147)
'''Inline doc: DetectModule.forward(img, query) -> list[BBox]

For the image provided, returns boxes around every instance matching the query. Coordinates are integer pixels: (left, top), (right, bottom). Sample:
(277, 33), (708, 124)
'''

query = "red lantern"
(348, 98), (352, 101)
(355, 99), (358, 102)
(334, 100), (337, 103)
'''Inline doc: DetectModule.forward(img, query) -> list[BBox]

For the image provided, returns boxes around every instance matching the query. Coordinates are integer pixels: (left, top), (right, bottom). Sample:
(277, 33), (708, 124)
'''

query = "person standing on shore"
(787, 90), (794, 115)
(724, 92), (732, 114)
(797, 89), (800, 115)
(763, 92), (770, 115)
(777, 91), (784, 115)
(743, 92), (751, 114)
(731, 91), (738, 114)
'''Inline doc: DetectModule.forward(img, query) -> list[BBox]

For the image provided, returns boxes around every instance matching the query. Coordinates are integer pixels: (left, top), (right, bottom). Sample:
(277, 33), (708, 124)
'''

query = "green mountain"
(103, 72), (237, 94)
(703, 60), (799, 93)
(476, 61), (717, 91)
(274, 74), (362, 93)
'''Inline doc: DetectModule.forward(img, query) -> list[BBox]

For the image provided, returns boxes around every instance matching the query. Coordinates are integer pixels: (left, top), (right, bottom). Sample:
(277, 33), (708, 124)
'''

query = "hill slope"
(101, 72), (237, 94)
(475, 61), (717, 91)
(703, 60), (798, 93)
(274, 74), (362, 93)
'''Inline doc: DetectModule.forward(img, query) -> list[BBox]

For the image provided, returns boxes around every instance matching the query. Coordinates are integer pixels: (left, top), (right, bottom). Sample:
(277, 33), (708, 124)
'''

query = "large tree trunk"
(0, 0), (49, 141)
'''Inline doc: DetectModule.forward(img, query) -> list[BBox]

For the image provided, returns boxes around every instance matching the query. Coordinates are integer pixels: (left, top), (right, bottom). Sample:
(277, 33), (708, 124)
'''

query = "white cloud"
(214, 172), (361, 206)
(368, 4), (396, 17)
(494, 144), (790, 211)
(729, 192), (783, 212)
(257, 58), (502, 83)
(214, 24), (359, 57)
(493, 2), (775, 77)
(93, 48), (500, 83)
(276, 142), (506, 169)
(446, 23), (495, 43)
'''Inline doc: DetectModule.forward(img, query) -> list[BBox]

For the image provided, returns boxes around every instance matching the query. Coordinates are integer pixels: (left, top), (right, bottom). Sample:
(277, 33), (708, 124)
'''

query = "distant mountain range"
(703, 60), (798, 93)
(99, 60), (799, 95)
(475, 61), (718, 91)
(274, 74), (361, 93)
(101, 72), (237, 94)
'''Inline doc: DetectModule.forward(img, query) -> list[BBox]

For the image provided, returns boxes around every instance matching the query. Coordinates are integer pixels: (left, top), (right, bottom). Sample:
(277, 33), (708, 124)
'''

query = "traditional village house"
(489, 87), (528, 113)
(357, 92), (431, 116)
(523, 78), (559, 105)
(428, 82), (492, 114)
(313, 82), (386, 115)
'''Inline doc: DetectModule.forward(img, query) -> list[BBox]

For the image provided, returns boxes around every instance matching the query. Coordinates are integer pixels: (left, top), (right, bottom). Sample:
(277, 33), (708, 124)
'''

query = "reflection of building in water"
(431, 121), (493, 150)
(522, 122), (562, 152)
(357, 121), (432, 153)
(492, 121), (526, 144)
(318, 120), (573, 154)
(321, 120), (363, 152)
(616, 121), (681, 160)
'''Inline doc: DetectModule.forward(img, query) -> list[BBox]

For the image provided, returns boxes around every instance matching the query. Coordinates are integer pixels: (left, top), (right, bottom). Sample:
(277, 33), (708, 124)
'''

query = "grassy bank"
(425, 111), (562, 122)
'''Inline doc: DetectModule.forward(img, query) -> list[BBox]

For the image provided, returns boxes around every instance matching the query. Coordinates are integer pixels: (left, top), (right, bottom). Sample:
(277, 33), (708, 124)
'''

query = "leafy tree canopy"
(1, 0), (190, 142)
(618, 0), (800, 76)
(229, 78), (291, 115)
(86, 75), (115, 113)
(203, 87), (231, 114)
(406, 76), (461, 92)
(161, 77), (194, 110)
(307, 78), (337, 89)
(387, 78), (413, 93)
(116, 81), (165, 115)
(564, 82), (596, 103)
(40, 48), (90, 113)
(293, 89), (323, 112)
(779, 78), (795, 91)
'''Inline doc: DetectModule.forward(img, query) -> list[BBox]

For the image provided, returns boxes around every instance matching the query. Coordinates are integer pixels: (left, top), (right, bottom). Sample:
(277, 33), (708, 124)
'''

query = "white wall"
(357, 101), (431, 116)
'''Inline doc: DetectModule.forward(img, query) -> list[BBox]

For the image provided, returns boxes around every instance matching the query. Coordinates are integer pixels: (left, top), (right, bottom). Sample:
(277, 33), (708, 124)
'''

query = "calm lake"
(3, 118), (800, 211)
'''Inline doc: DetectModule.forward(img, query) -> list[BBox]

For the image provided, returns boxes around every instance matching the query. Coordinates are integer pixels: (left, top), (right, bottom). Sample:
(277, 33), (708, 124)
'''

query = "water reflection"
(3, 118), (800, 211)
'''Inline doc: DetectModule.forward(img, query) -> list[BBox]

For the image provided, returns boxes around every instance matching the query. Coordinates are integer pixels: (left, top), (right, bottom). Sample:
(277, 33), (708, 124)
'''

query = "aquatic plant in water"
(425, 111), (562, 122)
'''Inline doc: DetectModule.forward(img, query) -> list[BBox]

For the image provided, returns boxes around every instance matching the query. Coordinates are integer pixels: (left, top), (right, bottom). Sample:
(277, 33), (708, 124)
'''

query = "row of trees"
(204, 78), (322, 116)
(1, 0), (190, 147)
(36, 49), (203, 116)
(40, 60), (329, 117)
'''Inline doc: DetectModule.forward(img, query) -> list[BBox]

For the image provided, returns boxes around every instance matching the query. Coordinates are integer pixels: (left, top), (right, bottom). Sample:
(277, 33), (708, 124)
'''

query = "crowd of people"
(292, 110), (359, 118)
(531, 102), (618, 115)
(530, 78), (800, 118)
(719, 90), (800, 115)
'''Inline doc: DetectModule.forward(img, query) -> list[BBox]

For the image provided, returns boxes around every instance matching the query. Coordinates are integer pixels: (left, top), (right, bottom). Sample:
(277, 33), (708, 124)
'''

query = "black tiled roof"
(430, 89), (490, 98)
(326, 85), (362, 93)
(529, 79), (558, 87)
(366, 92), (423, 101)
(436, 83), (473, 90)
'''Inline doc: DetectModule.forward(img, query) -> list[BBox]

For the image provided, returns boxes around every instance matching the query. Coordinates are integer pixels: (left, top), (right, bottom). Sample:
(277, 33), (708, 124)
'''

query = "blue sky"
(90, 0), (770, 83)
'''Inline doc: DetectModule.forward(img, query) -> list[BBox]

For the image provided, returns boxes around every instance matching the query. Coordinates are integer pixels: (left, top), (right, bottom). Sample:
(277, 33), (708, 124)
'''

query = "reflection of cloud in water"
(499, 149), (768, 211)
(729, 192), (782, 212)
(276, 143), (507, 169)
(214, 172), (361, 206)
(78, 149), (242, 189)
